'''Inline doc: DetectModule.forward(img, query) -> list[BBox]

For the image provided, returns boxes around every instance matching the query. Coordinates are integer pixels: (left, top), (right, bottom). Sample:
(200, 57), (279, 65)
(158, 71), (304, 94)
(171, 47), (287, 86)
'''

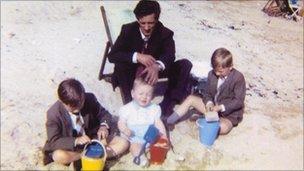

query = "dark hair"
(211, 48), (233, 69)
(57, 78), (85, 108)
(133, 0), (161, 20)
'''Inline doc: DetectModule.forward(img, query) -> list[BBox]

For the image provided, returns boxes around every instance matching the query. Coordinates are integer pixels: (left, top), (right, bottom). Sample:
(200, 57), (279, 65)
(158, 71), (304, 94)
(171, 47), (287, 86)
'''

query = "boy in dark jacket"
(43, 78), (128, 166)
(167, 48), (246, 134)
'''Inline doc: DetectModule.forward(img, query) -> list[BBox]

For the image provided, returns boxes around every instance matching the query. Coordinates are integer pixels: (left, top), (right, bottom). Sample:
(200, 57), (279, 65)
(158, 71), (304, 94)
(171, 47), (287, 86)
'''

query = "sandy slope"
(1, 1), (303, 170)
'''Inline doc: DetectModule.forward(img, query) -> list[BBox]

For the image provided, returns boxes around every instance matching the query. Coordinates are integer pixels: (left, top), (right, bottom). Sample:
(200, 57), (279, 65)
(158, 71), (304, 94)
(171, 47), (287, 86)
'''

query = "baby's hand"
(160, 134), (168, 140)
(124, 129), (134, 137)
(154, 135), (169, 149)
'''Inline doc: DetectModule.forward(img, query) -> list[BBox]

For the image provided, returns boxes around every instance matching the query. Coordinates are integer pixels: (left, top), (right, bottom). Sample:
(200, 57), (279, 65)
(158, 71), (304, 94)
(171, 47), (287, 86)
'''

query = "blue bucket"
(196, 118), (219, 147)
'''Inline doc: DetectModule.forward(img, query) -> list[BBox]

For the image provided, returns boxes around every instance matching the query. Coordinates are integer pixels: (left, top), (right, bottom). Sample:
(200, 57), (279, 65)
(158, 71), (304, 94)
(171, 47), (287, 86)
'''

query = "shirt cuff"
(132, 52), (138, 63)
(100, 122), (109, 129)
(156, 60), (165, 71)
(220, 104), (225, 112)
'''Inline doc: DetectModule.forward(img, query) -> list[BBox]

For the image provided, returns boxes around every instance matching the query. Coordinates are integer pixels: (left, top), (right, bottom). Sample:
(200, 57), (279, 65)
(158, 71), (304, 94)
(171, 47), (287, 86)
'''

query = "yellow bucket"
(81, 140), (107, 171)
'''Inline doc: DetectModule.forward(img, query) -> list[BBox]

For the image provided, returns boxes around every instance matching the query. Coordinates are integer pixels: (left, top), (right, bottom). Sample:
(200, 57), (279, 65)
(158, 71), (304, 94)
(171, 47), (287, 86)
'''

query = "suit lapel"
(82, 112), (90, 131)
(217, 69), (235, 100)
(59, 103), (73, 137)
(148, 22), (162, 56)
(133, 23), (145, 52)
(135, 29), (143, 50)
(210, 72), (218, 96)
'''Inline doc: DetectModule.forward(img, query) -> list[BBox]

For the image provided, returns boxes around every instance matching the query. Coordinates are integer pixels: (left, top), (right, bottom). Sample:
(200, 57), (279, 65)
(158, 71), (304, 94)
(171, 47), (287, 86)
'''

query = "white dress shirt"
(132, 29), (165, 70)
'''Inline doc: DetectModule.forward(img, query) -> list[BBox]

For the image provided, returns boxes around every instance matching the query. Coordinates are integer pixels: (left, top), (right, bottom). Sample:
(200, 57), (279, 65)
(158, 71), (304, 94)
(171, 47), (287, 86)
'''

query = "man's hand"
(75, 135), (91, 146)
(137, 53), (156, 67)
(97, 126), (109, 140)
(141, 63), (159, 85)
(205, 102), (214, 112)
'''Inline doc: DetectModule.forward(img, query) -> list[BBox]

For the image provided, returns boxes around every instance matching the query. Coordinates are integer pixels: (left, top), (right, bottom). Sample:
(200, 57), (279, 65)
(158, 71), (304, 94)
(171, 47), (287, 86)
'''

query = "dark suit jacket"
(203, 69), (246, 126)
(43, 93), (115, 163)
(108, 21), (176, 88)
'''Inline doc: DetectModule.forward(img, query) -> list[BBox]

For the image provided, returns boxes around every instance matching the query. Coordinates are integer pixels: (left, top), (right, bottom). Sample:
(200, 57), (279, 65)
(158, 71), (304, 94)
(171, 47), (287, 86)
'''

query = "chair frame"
(98, 6), (127, 104)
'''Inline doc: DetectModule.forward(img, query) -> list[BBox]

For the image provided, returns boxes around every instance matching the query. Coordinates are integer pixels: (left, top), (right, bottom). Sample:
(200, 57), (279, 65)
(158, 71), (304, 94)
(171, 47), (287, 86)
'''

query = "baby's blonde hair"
(132, 76), (154, 91)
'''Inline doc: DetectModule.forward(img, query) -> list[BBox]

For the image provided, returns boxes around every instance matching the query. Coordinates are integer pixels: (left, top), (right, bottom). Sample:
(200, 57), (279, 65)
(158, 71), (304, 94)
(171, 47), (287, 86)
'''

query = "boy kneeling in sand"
(167, 48), (246, 135)
(118, 77), (168, 167)
(43, 78), (129, 167)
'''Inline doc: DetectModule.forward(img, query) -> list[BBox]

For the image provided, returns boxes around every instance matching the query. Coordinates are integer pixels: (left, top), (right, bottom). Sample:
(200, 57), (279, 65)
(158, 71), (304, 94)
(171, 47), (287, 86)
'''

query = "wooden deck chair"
(286, 1), (304, 20)
(262, 0), (300, 19)
(98, 6), (127, 103)
(98, 6), (168, 104)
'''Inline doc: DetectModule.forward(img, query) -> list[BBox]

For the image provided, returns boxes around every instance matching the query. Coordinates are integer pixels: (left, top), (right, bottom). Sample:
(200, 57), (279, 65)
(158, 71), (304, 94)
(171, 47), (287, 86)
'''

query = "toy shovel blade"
(133, 125), (159, 165)
(144, 125), (159, 144)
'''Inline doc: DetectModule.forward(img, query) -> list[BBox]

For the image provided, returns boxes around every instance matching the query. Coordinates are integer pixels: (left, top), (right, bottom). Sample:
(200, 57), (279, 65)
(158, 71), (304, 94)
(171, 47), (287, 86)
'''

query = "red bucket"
(149, 137), (169, 165)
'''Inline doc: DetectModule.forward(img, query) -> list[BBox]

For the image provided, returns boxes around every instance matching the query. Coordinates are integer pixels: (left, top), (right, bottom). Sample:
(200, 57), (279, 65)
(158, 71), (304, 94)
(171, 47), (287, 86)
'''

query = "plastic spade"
(133, 125), (159, 165)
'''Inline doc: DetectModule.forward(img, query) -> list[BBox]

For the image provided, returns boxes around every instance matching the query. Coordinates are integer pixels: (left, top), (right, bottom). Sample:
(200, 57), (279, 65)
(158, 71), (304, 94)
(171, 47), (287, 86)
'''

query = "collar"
(131, 100), (152, 110)
(68, 111), (81, 116)
(219, 76), (228, 80)
(139, 28), (150, 40)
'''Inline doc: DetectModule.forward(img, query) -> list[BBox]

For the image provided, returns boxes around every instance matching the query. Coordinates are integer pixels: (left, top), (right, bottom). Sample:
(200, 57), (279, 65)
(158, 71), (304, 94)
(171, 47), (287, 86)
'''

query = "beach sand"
(1, 1), (303, 170)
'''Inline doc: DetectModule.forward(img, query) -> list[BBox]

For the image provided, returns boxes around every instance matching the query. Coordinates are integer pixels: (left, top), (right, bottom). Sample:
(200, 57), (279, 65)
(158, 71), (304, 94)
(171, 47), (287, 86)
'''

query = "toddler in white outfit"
(118, 77), (168, 166)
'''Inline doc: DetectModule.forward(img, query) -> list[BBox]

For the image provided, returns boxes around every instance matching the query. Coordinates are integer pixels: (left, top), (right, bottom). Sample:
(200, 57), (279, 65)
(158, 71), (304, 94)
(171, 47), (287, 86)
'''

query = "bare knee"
(219, 125), (231, 135)
(52, 150), (81, 165)
(219, 118), (233, 135)
(52, 150), (72, 165)
(184, 95), (197, 104)
(108, 136), (129, 155)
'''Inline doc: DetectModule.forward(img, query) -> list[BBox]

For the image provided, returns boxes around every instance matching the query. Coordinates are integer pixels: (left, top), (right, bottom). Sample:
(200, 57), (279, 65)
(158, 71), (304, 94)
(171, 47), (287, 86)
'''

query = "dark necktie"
(75, 114), (85, 136)
(141, 37), (149, 54)
(136, 37), (149, 77)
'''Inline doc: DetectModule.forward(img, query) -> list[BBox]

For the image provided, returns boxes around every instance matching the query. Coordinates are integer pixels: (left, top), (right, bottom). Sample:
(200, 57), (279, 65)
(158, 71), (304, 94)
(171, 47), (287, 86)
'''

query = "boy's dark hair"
(133, 0), (161, 20)
(211, 48), (233, 69)
(57, 78), (85, 108)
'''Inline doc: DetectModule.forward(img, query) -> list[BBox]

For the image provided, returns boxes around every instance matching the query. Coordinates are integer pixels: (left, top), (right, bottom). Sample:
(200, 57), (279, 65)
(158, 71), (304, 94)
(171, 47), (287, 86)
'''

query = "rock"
(74, 38), (81, 43)
(70, 7), (82, 16)
(228, 25), (241, 30)
(248, 83), (256, 88)
(8, 32), (16, 38)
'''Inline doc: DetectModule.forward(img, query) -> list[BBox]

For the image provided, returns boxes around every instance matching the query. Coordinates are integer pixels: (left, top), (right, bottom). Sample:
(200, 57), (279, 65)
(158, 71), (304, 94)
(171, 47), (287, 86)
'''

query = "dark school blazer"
(203, 68), (246, 126)
(43, 93), (115, 164)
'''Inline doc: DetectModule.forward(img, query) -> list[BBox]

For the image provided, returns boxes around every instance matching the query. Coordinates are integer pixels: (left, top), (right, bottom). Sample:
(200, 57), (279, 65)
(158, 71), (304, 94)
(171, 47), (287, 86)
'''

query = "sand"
(1, 1), (303, 170)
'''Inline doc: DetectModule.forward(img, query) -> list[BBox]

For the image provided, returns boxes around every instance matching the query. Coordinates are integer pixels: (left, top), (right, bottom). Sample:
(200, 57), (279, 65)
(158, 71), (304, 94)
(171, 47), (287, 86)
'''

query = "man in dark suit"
(43, 78), (129, 167)
(166, 48), (246, 134)
(108, 0), (192, 117)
